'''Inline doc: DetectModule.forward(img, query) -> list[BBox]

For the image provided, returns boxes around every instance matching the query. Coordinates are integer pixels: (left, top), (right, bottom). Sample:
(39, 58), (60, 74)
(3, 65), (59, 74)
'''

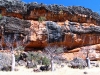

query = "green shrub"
(15, 54), (20, 62)
(38, 16), (46, 23)
(42, 56), (50, 66)
(26, 51), (42, 62)
(15, 46), (24, 51)
(0, 14), (2, 20)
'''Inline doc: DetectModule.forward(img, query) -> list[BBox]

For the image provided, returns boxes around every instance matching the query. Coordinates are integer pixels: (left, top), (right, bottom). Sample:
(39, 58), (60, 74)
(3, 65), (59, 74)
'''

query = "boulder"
(40, 65), (49, 71)
(0, 53), (12, 71)
(1, 66), (11, 71)
(18, 60), (26, 66)
(69, 57), (87, 69)
(26, 60), (37, 68)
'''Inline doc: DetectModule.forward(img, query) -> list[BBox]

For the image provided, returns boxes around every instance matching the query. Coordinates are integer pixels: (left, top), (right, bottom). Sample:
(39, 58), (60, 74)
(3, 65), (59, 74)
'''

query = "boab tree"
(0, 14), (31, 71)
(44, 45), (65, 71)
(5, 33), (25, 71)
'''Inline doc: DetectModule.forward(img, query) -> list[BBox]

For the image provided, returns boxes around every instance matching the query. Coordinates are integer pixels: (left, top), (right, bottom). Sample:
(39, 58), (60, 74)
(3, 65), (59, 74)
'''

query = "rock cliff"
(0, 0), (100, 60)
(0, 0), (99, 24)
(27, 20), (100, 60)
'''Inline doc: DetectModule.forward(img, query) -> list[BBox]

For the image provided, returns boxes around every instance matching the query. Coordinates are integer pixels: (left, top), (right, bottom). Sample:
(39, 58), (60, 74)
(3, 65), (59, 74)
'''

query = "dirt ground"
(0, 65), (100, 75)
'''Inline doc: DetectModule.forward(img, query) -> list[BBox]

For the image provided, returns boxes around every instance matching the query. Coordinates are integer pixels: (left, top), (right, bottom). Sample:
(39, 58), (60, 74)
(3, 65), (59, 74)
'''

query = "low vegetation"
(38, 16), (46, 23)
(41, 56), (50, 66)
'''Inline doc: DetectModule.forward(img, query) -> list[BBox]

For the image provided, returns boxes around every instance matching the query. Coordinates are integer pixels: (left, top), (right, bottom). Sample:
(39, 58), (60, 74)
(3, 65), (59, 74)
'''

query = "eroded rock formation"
(25, 20), (100, 60)
(46, 21), (64, 43)
(27, 21), (100, 48)
(0, 0), (99, 24)
(0, 16), (30, 34)
(0, 0), (100, 60)
(0, 16), (31, 49)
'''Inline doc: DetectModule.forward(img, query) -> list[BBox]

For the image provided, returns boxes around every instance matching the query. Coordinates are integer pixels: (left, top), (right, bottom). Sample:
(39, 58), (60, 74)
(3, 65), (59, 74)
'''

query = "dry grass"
(0, 65), (100, 75)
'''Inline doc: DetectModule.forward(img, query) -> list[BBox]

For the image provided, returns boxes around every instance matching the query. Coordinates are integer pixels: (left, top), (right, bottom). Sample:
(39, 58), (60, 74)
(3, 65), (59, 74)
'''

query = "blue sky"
(22, 0), (100, 13)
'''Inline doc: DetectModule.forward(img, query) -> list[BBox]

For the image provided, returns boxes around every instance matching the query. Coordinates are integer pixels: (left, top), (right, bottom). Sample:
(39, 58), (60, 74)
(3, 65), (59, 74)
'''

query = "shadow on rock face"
(46, 21), (65, 43)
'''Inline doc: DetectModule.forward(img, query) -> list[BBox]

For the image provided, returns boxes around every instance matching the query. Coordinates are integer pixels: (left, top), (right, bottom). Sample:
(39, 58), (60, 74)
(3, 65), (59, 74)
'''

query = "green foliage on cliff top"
(38, 16), (46, 23)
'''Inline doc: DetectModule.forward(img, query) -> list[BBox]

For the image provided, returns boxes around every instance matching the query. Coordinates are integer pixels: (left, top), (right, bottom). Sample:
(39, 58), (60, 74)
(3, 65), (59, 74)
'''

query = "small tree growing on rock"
(38, 16), (46, 29)
(44, 45), (65, 71)
(38, 16), (46, 23)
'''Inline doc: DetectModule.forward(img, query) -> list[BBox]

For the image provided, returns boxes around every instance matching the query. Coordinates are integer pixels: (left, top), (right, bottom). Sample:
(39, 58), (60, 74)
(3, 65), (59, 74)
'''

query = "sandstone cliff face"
(0, 0), (99, 24)
(0, 16), (31, 49)
(27, 21), (100, 48)
(0, 0), (100, 60)
(24, 20), (100, 60)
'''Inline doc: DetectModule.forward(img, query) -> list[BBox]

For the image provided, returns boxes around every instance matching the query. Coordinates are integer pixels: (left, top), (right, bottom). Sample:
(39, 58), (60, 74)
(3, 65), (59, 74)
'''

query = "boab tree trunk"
(50, 55), (54, 71)
(11, 47), (15, 71)
(86, 52), (90, 69)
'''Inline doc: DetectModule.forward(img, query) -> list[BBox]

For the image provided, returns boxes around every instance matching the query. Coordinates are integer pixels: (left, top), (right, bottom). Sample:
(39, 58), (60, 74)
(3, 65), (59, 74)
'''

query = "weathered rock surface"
(0, 16), (31, 35)
(25, 21), (100, 60)
(0, 0), (100, 60)
(0, 0), (99, 24)
(26, 21), (100, 48)
(26, 2), (100, 24)
(0, 0), (27, 14)
(46, 21), (64, 43)
(62, 44), (100, 60)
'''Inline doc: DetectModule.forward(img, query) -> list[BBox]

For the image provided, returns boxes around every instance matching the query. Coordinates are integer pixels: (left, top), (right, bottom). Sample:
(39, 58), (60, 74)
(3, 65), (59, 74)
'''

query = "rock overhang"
(0, 0), (100, 24)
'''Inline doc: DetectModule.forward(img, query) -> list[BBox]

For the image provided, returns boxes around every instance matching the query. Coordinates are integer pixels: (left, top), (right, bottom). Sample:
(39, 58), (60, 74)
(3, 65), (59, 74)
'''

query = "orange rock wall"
(62, 44), (100, 60)
(0, 7), (97, 25)
(24, 20), (100, 60)
(26, 20), (100, 48)
(0, 7), (100, 60)
(0, 7), (23, 18)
